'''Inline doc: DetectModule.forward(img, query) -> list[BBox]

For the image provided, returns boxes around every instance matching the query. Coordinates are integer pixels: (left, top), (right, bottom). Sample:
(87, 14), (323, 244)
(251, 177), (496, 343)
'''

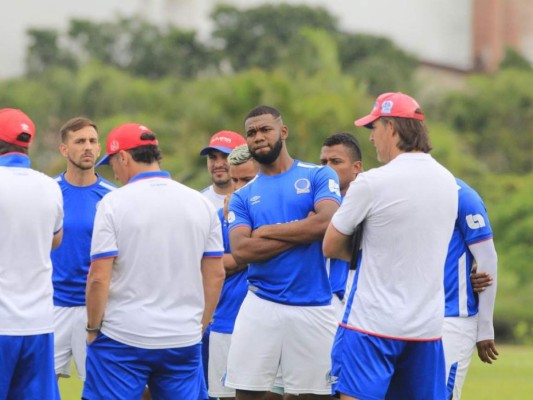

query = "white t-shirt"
(201, 184), (226, 210)
(91, 171), (223, 349)
(332, 153), (457, 340)
(0, 154), (63, 335)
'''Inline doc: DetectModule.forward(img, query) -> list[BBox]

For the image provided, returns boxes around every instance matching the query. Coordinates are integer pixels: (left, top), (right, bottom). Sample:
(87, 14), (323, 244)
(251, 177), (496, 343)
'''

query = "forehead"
(67, 125), (98, 139)
(244, 114), (278, 129)
(320, 144), (351, 159)
(229, 160), (258, 177)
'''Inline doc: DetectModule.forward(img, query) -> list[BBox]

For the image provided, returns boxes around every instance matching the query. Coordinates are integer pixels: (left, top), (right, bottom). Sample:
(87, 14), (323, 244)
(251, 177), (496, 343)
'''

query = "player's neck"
(213, 183), (232, 196)
(64, 167), (98, 187)
(259, 152), (294, 176)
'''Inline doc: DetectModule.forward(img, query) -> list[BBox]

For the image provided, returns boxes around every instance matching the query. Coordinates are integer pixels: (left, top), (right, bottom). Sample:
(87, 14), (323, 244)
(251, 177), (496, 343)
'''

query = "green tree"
(25, 28), (77, 74)
(211, 4), (338, 72)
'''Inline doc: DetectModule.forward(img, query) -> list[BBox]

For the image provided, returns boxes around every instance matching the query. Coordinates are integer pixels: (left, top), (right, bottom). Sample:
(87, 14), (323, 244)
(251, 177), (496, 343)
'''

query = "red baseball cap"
(97, 123), (158, 166)
(354, 92), (424, 128)
(0, 108), (35, 148)
(199, 130), (246, 156)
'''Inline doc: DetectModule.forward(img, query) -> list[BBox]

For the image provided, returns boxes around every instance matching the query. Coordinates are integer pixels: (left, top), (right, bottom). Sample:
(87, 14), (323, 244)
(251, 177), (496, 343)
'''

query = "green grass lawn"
(58, 344), (533, 399)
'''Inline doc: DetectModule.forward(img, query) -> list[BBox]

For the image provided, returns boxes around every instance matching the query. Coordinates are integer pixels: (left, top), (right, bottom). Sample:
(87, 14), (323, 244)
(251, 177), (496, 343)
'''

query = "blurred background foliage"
(0, 4), (531, 343)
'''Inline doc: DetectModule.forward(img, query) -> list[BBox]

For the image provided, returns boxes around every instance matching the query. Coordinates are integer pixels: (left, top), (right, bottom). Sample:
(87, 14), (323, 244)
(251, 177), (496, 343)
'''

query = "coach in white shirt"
(83, 122), (225, 400)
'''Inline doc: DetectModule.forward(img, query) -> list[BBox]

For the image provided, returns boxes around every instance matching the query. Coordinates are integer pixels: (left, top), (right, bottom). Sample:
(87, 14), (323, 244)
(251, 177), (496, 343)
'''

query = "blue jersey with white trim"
(211, 208), (248, 334)
(228, 160), (341, 306)
(444, 178), (493, 317)
(51, 173), (115, 306)
(328, 194), (349, 300)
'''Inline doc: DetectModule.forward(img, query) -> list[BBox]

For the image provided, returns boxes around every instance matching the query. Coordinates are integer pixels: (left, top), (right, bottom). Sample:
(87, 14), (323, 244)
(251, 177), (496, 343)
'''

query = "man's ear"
(59, 143), (68, 158)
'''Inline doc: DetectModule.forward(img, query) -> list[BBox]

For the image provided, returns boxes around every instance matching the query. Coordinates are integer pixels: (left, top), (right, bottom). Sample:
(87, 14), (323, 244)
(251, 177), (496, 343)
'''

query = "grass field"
(59, 344), (533, 399)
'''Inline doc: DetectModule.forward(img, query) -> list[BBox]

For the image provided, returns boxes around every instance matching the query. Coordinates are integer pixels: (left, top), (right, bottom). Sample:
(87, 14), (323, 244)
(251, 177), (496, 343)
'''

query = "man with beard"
(225, 105), (341, 400)
(200, 130), (247, 209)
(51, 117), (115, 383)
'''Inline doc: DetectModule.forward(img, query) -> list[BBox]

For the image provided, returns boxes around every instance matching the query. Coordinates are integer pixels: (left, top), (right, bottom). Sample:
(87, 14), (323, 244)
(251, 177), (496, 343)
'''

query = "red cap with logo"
(354, 92), (424, 128)
(97, 123), (158, 166)
(199, 130), (246, 156)
(0, 108), (35, 148)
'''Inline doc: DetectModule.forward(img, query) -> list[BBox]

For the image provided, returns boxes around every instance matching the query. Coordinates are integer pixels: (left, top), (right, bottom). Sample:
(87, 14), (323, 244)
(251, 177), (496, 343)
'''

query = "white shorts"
(442, 315), (478, 399)
(208, 331), (234, 398)
(54, 306), (87, 380)
(225, 292), (337, 395)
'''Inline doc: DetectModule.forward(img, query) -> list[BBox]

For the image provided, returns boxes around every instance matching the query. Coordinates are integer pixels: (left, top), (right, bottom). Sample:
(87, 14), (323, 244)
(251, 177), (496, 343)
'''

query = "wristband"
(86, 325), (101, 333)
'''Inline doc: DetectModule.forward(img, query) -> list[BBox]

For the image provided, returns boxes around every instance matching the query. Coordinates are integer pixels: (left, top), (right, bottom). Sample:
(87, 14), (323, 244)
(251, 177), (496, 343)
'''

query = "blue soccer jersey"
(228, 160), (341, 306)
(211, 209), (248, 334)
(444, 178), (493, 317)
(51, 173), (115, 306)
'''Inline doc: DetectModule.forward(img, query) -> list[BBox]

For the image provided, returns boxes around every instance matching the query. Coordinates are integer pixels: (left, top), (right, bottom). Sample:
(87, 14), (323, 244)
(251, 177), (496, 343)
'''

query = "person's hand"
(471, 271), (493, 293)
(476, 339), (499, 363)
(86, 331), (99, 345)
(223, 193), (231, 221)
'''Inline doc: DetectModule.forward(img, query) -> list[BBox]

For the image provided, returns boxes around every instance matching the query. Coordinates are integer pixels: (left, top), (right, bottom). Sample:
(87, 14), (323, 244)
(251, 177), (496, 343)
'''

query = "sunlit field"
(59, 344), (533, 399)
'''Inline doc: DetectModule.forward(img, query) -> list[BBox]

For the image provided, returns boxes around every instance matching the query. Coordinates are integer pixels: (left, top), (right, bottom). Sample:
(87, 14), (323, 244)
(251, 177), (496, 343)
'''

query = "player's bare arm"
(201, 256), (225, 333)
(323, 223), (353, 262)
(229, 225), (295, 265)
(85, 257), (114, 343)
(51, 228), (63, 249)
(251, 199), (339, 244)
(223, 253), (248, 276)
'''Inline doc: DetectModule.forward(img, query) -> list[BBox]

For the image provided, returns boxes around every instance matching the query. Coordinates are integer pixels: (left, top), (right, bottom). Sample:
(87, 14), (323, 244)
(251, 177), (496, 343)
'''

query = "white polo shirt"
(332, 153), (457, 340)
(91, 171), (223, 349)
(0, 153), (63, 336)
(201, 184), (226, 210)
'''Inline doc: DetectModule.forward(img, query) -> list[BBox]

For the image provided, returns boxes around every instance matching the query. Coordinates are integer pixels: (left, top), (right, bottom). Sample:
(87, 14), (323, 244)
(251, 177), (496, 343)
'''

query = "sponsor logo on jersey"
(466, 214), (486, 229)
(328, 179), (340, 196)
(250, 195), (261, 205)
(227, 211), (236, 223)
(294, 178), (311, 194)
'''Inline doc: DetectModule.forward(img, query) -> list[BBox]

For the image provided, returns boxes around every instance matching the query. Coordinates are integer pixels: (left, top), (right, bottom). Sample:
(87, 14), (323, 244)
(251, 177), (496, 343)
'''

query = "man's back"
(0, 157), (63, 334)
(335, 153), (458, 339)
(91, 172), (222, 348)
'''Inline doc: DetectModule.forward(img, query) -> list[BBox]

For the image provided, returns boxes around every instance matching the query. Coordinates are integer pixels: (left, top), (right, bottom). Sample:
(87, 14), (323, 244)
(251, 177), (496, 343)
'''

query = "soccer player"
(323, 92), (458, 399)
(51, 117), (115, 382)
(208, 144), (257, 400)
(443, 178), (499, 399)
(319, 133), (363, 321)
(200, 130), (247, 209)
(0, 108), (63, 399)
(83, 122), (225, 399)
(226, 105), (341, 399)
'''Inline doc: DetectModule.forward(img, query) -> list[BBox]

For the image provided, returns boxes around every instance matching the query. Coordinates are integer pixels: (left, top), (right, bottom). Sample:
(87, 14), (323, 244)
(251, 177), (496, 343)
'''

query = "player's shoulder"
(96, 176), (117, 193)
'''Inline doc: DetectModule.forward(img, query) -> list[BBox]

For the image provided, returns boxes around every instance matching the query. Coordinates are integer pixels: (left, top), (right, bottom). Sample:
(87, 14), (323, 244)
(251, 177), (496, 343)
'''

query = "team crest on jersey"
(294, 178), (311, 194)
(227, 211), (236, 223)
(328, 179), (340, 196)
(250, 195), (261, 205)
(326, 370), (338, 385)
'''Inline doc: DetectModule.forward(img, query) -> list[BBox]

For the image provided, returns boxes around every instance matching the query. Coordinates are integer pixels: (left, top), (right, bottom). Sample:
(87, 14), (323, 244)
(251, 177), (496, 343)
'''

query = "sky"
(0, 0), (473, 79)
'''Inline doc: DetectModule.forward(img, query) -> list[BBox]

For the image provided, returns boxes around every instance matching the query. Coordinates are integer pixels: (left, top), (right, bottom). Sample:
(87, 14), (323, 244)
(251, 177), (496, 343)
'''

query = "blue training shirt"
(228, 160), (341, 306)
(51, 173), (116, 306)
(328, 194), (349, 300)
(444, 178), (493, 317)
(211, 208), (248, 334)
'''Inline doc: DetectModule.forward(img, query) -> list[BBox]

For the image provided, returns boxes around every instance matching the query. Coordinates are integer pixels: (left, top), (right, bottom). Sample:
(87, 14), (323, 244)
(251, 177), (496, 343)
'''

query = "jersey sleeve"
(457, 187), (493, 245)
(203, 206), (224, 258)
(313, 165), (341, 206)
(331, 175), (373, 236)
(227, 190), (251, 232)
(90, 197), (119, 261)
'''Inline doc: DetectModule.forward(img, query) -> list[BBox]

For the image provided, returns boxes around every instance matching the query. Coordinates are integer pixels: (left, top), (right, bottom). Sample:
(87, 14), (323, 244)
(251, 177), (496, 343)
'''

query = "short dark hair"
(244, 105), (282, 121)
(60, 117), (98, 143)
(381, 116), (432, 153)
(127, 133), (162, 164)
(0, 135), (30, 155)
(322, 132), (362, 162)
